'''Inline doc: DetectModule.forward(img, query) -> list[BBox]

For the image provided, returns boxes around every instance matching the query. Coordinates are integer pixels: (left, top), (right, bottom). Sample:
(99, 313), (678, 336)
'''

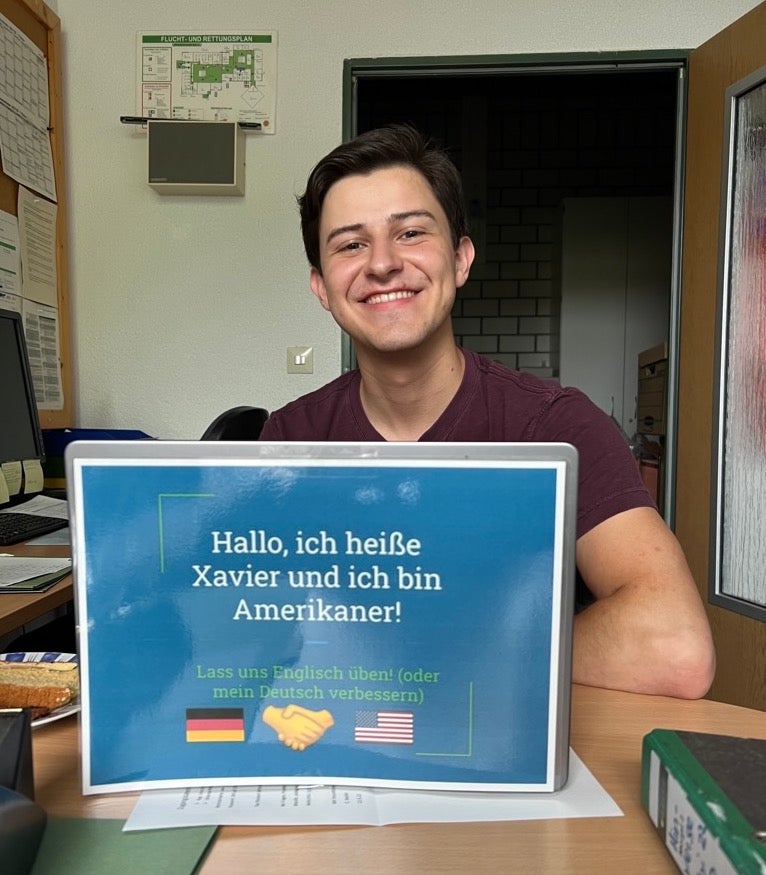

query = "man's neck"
(356, 342), (465, 441)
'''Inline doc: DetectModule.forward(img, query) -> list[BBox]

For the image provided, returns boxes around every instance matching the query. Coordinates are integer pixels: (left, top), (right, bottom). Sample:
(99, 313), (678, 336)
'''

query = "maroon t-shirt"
(261, 348), (654, 540)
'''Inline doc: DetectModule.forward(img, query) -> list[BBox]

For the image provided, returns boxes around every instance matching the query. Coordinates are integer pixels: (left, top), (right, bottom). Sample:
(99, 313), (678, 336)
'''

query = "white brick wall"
(451, 71), (676, 378)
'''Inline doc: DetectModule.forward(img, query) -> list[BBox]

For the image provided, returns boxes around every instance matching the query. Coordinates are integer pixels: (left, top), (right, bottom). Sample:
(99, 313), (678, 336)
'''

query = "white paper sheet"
(21, 299), (63, 409)
(18, 186), (58, 307)
(124, 750), (621, 831)
(26, 526), (70, 546)
(136, 31), (277, 130)
(0, 12), (50, 130)
(0, 14), (55, 202)
(0, 495), (69, 520)
(0, 555), (71, 586)
(0, 209), (21, 297)
(0, 105), (56, 203)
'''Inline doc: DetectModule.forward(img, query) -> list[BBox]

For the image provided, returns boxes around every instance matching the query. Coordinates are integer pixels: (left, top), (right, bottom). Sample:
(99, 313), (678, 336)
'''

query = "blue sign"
(70, 448), (573, 793)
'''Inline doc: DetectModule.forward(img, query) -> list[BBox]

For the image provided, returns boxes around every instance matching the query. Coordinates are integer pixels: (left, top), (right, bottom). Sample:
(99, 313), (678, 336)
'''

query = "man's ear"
(454, 236), (476, 289)
(309, 267), (331, 311)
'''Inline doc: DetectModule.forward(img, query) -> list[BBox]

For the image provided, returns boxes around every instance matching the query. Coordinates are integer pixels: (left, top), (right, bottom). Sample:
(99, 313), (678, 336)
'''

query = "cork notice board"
(0, 0), (71, 429)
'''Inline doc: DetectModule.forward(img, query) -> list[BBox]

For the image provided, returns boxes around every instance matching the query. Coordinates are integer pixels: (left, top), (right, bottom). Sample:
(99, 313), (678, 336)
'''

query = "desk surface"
(0, 543), (73, 637)
(31, 684), (766, 874)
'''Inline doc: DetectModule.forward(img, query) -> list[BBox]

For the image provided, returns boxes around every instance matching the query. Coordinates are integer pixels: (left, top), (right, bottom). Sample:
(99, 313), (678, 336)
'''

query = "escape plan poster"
(70, 446), (574, 794)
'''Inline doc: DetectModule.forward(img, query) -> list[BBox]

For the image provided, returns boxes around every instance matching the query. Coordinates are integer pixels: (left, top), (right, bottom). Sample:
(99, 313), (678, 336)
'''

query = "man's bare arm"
(572, 506), (715, 698)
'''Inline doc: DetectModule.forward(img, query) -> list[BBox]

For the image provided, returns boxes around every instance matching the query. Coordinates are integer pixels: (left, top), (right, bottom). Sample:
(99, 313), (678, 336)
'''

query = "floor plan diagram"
(137, 33), (277, 131)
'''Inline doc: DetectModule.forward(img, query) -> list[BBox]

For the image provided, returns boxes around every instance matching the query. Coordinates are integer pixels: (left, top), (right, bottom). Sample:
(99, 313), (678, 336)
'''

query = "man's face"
(310, 165), (474, 357)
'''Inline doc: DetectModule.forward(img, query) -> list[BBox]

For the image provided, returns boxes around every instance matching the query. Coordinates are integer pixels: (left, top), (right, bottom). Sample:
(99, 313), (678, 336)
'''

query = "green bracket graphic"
(415, 681), (474, 758)
(158, 493), (215, 572)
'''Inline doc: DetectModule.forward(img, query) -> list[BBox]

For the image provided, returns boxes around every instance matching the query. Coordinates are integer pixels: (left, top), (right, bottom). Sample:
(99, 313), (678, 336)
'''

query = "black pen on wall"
(120, 116), (262, 130)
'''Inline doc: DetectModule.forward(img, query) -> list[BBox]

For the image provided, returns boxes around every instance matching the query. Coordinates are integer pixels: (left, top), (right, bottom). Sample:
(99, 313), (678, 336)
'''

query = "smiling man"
(260, 124), (715, 699)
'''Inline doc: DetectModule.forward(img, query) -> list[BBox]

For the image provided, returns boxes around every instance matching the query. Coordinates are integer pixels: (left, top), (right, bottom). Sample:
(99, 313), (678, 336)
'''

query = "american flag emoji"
(354, 710), (414, 745)
(185, 708), (245, 742)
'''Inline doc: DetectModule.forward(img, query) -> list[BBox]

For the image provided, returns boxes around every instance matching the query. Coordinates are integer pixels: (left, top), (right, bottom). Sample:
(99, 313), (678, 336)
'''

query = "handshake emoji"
(262, 704), (334, 751)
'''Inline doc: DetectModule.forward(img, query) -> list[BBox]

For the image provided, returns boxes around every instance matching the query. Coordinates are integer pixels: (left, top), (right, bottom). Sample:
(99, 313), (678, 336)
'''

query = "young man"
(261, 124), (715, 699)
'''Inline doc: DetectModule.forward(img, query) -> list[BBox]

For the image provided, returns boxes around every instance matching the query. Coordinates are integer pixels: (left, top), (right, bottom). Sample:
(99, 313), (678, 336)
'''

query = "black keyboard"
(0, 512), (69, 546)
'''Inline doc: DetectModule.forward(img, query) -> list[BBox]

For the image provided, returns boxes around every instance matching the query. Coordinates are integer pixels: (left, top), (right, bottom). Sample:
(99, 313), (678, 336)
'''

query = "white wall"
(560, 197), (672, 436)
(57, 0), (762, 439)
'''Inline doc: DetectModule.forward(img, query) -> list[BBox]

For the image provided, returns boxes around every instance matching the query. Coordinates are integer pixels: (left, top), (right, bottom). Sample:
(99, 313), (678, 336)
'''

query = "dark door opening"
(351, 62), (682, 516)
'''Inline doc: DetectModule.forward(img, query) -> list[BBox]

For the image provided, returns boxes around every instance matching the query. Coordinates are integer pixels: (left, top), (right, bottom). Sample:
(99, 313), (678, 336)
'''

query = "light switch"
(287, 346), (314, 374)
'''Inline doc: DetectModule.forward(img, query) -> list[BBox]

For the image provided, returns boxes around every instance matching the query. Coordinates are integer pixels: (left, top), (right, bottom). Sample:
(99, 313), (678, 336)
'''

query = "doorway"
(345, 55), (686, 520)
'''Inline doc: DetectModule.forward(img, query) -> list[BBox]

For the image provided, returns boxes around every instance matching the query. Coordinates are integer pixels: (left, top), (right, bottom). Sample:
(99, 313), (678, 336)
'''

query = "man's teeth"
(365, 290), (416, 304)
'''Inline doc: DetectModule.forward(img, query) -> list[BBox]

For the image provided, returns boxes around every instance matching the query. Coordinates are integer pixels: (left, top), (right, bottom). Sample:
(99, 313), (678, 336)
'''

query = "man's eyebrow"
(389, 209), (437, 224)
(325, 210), (437, 245)
(325, 223), (363, 245)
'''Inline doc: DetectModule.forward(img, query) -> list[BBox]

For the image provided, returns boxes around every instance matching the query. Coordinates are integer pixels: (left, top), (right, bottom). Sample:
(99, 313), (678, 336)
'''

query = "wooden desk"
(0, 543), (73, 637)
(31, 684), (766, 874)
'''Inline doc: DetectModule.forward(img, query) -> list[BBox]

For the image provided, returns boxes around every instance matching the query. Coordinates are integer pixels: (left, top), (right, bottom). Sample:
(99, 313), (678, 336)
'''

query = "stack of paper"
(0, 556), (71, 593)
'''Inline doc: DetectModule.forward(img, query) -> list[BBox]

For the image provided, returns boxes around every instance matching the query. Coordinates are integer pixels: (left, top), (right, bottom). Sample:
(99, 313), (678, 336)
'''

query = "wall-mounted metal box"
(148, 120), (245, 196)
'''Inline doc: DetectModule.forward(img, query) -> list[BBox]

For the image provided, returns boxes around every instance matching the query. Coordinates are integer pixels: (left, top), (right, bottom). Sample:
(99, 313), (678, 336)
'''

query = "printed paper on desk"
(66, 440), (577, 795)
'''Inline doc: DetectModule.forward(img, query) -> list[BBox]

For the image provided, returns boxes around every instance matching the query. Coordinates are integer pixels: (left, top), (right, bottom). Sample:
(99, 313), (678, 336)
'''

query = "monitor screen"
(0, 308), (45, 465)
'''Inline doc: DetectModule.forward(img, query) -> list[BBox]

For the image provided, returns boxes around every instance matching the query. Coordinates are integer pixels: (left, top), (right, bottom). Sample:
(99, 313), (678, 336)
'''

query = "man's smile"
(362, 290), (418, 305)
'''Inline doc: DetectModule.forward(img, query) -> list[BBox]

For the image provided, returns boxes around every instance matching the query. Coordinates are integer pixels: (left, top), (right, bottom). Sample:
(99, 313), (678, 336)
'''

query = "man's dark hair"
(298, 123), (468, 273)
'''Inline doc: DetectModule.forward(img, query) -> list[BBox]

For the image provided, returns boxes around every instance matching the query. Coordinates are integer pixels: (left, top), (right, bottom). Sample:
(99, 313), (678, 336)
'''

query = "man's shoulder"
(465, 348), (577, 406)
(457, 348), (622, 444)
(261, 371), (361, 440)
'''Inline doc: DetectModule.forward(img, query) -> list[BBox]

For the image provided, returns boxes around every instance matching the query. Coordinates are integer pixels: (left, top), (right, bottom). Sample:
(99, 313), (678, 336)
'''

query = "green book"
(31, 818), (217, 875)
(641, 729), (766, 875)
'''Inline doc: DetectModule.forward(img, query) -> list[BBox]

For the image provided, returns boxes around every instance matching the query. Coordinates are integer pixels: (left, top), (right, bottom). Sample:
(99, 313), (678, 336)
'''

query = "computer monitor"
(0, 308), (45, 466)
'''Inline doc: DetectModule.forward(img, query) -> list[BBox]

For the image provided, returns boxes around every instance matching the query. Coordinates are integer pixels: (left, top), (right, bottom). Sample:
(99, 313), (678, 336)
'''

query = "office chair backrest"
(200, 406), (269, 440)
